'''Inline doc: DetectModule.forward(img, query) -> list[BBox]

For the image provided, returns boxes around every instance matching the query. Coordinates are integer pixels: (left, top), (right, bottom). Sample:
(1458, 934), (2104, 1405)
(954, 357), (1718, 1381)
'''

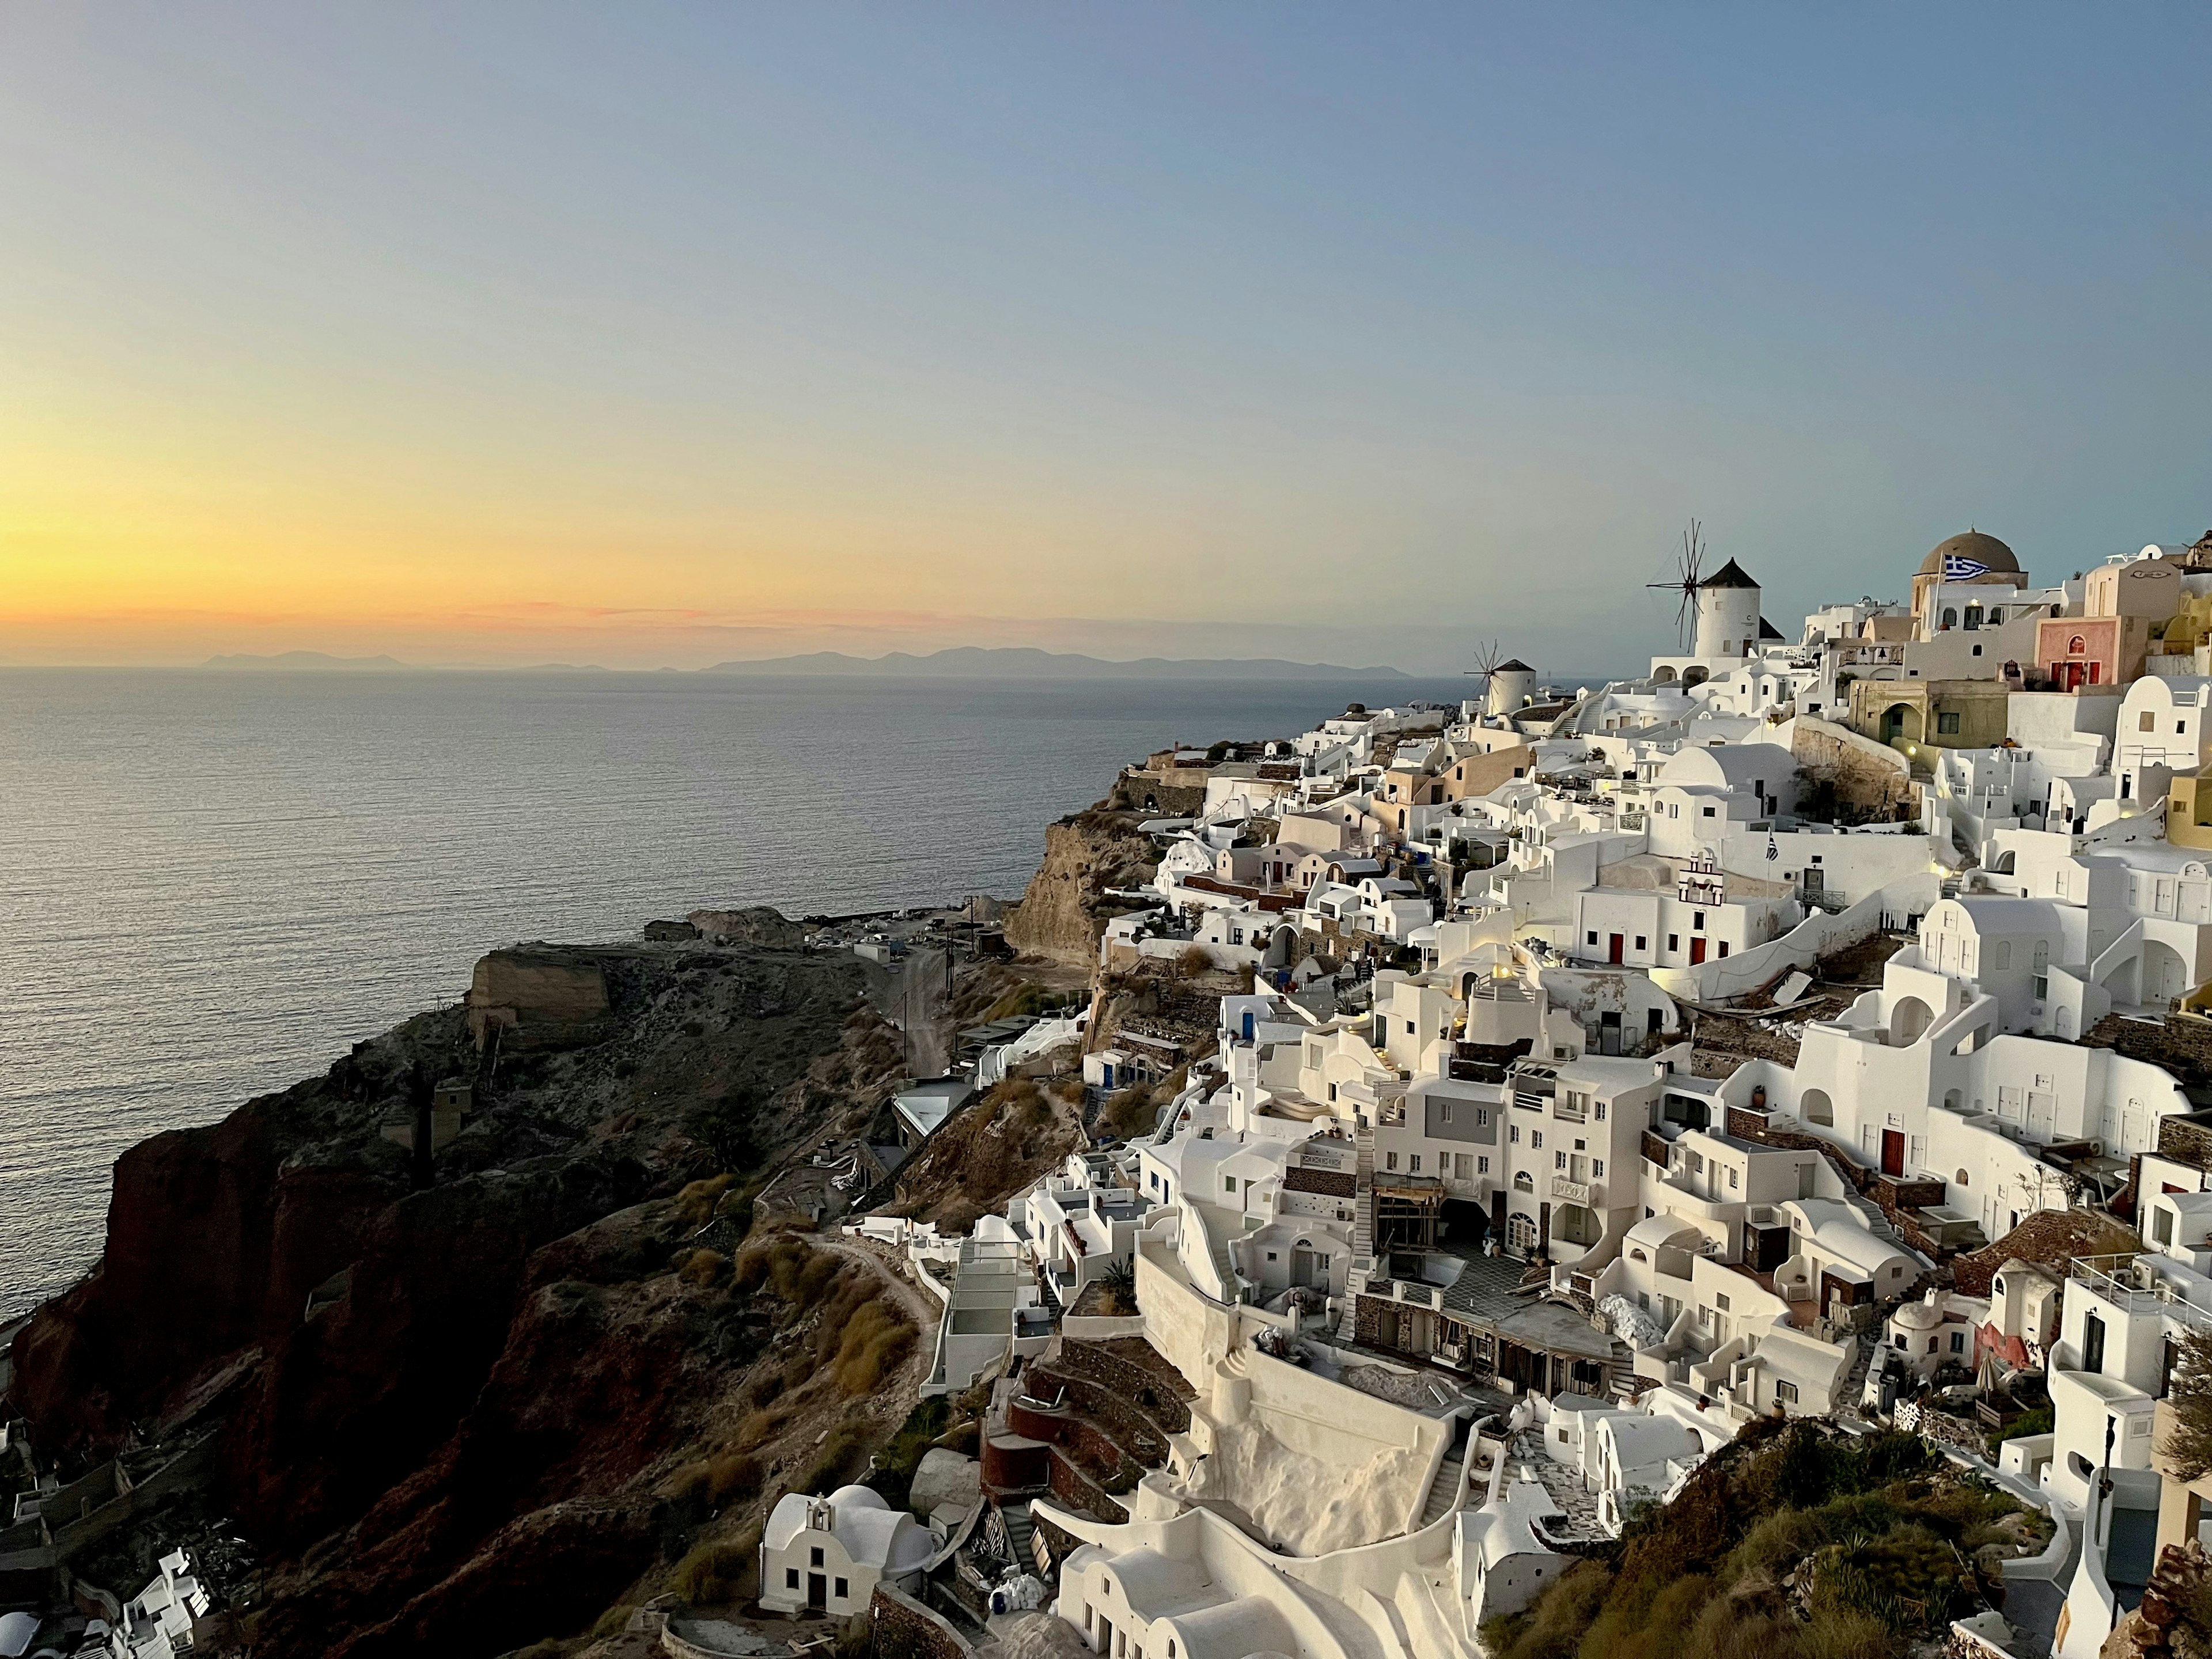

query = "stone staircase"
(1337, 1128), (1378, 1344)
(1419, 1448), (1466, 1528)
(999, 1501), (1037, 1572)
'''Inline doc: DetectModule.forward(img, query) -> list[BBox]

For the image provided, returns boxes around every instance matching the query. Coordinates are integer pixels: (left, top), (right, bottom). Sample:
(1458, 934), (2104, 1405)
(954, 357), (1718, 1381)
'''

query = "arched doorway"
(1881, 704), (1922, 745)
(1889, 997), (1934, 1046)
(2143, 941), (2191, 1007)
(1801, 1088), (1834, 1126)
(1683, 666), (1710, 688)
(1507, 1213), (1538, 1255)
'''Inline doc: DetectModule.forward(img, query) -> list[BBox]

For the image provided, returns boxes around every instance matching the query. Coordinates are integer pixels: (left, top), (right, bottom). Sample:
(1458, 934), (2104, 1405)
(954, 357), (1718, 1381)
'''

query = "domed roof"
(829, 1483), (889, 1512)
(1919, 531), (2018, 577)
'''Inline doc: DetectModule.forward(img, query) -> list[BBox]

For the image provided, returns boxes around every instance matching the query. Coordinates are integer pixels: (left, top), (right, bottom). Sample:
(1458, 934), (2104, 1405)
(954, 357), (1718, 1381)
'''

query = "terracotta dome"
(1918, 530), (2018, 577)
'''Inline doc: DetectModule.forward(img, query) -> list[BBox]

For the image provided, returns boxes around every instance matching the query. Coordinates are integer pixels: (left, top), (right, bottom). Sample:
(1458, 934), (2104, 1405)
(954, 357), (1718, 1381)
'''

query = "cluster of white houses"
(813, 527), (2212, 1659)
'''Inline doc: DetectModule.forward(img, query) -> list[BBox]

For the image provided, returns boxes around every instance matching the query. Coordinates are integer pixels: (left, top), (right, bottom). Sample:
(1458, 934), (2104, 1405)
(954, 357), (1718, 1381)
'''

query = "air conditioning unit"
(2089, 1140), (2104, 1157)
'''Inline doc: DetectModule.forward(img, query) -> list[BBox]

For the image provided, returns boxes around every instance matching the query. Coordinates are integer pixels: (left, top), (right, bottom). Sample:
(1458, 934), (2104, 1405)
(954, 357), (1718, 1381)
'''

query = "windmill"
(1464, 639), (1505, 702)
(1646, 518), (1708, 649)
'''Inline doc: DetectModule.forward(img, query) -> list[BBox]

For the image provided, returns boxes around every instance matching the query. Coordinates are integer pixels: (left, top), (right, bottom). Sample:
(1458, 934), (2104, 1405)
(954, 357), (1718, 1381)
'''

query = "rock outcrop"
(1004, 809), (1158, 965)
(687, 906), (810, 948)
(7, 940), (895, 1656)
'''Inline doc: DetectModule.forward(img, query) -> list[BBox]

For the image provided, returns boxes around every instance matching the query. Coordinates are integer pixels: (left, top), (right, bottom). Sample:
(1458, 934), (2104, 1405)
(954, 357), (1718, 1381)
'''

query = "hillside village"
(821, 527), (2212, 1659)
(22, 527), (2212, 1659)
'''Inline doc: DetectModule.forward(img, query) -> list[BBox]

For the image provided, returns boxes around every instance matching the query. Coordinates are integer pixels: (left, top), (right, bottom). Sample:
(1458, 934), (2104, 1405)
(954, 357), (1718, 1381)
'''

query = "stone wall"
(1050, 1340), (1192, 1434)
(869, 1583), (974, 1659)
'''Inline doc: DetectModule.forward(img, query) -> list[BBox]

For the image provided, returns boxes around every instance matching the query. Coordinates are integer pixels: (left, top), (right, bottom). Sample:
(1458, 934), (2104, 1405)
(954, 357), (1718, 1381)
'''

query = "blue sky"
(3, 3), (2208, 672)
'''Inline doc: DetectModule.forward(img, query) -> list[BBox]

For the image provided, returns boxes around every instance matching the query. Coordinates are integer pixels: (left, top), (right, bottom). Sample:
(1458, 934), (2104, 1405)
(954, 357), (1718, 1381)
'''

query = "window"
(1702, 806), (1716, 818)
(1938, 713), (1961, 736)
(1718, 942), (1729, 957)
(1533, 1130), (1544, 1149)
(1592, 1158), (1605, 1178)
(2084, 1312), (2107, 1374)
(1405, 1019), (1416, 1035)
(1386, 1152), (1399, 1172)
(835, 1578), (849, 1600)
(1477, 1108), (1488, 1127)
(1694, 912), (1706, 931)
(1775, 1379), (1798, 1406)
(1510, 1124), (1520, 1144)
(2156, 1207), (2175, 1246)
(787, 1569), (801, 1589)
(1556, 1150), (1567, 1170)
(1595, 1101), (1607, 1120)
(1950, 1331), (1965, 1354)
(2143, 711), (2157, 732)
(1716, 1291), (1731, 1312)
(1224, 1176), (1237, 1193)
(1728, 1167), (1738, 1188)
(1586, 931), (1599, 945)
(1410, 1154), (1422, 1173)
(1667, 933), (1680, 952)
(812, 1547), (825, 1568)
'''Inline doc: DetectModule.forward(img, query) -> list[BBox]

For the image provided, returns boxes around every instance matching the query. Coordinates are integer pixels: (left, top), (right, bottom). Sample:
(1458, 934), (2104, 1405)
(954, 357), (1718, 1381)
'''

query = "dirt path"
(884, 946), (954, 1077)
(815, 1232), (941, 1342)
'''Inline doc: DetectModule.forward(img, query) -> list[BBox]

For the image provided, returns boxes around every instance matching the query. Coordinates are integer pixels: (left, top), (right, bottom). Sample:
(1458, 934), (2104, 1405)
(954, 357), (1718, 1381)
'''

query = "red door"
(1882, 1130), (1905, 1177)
(1608, 934), (1625, 964)
(1689, 937), (1707, 965)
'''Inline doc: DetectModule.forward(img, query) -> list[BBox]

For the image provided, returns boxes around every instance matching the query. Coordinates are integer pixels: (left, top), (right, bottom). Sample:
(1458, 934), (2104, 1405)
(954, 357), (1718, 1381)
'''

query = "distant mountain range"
(203, 652), (410, 670)
(700, 647), (1412, 680)
(196, 646), (1418, 679)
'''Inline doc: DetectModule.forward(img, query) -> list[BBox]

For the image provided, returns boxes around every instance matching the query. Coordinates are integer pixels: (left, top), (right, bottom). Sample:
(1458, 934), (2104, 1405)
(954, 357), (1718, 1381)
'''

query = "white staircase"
(1419, 1448), (1466, 1527)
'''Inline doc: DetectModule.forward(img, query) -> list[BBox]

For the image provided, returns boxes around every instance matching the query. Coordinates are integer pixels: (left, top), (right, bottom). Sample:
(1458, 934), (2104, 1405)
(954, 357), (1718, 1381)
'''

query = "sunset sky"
(4, 5), (2210, 673)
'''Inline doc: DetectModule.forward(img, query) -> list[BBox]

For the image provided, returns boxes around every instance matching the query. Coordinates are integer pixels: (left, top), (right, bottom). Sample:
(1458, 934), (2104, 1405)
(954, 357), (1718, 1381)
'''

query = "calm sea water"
(0, 668), (1471, 1320)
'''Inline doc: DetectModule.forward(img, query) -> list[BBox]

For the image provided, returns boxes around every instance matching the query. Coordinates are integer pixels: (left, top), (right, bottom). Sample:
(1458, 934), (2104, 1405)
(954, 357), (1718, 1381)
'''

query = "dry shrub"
(706, 1450), (762, 1505)
(669, 1524), (761, 1607)
(677, 1248), (728, 1287)
(675, 1172), (736, 1230)
(733, 1237), (840, 1303)
(1177, 945), (1211, 979)
(832, 1298), (917, 1396)
(734, 1407), (790, 1452)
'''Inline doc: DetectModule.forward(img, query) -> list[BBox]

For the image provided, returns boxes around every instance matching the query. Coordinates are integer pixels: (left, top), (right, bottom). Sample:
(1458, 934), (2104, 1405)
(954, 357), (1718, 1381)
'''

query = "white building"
(759, 1485), (934, 1616)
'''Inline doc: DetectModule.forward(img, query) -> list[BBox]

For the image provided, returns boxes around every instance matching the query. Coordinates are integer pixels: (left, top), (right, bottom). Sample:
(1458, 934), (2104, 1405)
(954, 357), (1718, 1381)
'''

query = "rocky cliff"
(7, 933), (909, 1656)
(1003, 808), (1158, 965)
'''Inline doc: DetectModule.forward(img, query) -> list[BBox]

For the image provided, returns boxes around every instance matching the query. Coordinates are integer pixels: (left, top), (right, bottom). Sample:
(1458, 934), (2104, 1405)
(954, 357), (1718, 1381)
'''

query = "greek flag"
(1942, 553), (1990, 581)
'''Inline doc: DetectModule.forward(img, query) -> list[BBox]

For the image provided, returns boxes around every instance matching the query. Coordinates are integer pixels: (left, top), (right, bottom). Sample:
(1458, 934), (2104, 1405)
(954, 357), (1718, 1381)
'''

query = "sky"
(3, 5), (2209, 676)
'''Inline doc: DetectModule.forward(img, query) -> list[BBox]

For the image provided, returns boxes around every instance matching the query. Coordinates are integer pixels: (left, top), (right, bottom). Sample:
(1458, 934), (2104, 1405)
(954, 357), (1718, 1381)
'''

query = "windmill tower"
(1466, 642), (1536, 717)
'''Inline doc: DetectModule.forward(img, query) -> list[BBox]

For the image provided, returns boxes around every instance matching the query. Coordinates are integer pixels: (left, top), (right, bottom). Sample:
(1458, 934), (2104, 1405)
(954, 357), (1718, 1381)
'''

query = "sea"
(0, 666), (1479, 1321)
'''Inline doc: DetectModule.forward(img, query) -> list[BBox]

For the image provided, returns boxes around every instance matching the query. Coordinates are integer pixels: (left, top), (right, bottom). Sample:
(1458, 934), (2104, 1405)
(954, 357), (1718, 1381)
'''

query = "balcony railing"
(2071, 1253), (2212, 1331)
(1551, 1176), (1594, 1206)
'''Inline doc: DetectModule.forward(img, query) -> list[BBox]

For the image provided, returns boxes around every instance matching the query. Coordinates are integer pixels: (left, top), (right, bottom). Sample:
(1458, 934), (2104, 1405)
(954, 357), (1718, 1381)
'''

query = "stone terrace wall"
(870, 1584), (974, 1659)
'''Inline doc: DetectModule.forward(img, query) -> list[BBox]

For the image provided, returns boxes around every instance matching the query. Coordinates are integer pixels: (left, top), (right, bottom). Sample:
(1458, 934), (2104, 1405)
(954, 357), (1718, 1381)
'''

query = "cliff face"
(1003, 808), (1159, 965)
(7, 936), (895, 1656)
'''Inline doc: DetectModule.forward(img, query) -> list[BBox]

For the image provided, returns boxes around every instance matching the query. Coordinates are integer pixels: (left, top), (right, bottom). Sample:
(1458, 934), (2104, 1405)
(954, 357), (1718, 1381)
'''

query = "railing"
(1551, 1176), (1594, 1206)
(2071, 1253), (2212, 1331)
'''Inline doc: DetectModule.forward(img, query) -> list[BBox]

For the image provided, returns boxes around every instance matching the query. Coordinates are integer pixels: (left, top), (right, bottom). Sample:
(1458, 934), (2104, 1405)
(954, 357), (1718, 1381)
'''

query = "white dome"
(828, 1483), (889, 1512)
(0, 1611), (39, 1659)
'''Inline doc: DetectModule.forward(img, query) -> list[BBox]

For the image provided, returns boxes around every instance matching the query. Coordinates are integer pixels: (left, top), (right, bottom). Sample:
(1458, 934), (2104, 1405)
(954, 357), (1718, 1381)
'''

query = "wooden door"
(1690, 937), (1707, 965)
(1881, 1130), (1905, 1177)
(1608, 934), (1625, 964)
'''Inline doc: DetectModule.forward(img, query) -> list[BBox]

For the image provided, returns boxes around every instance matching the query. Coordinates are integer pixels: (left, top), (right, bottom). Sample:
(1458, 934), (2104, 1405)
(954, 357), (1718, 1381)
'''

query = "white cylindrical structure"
(1692, 560), (1762, 660)
(1487, 660), (1537, 715)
